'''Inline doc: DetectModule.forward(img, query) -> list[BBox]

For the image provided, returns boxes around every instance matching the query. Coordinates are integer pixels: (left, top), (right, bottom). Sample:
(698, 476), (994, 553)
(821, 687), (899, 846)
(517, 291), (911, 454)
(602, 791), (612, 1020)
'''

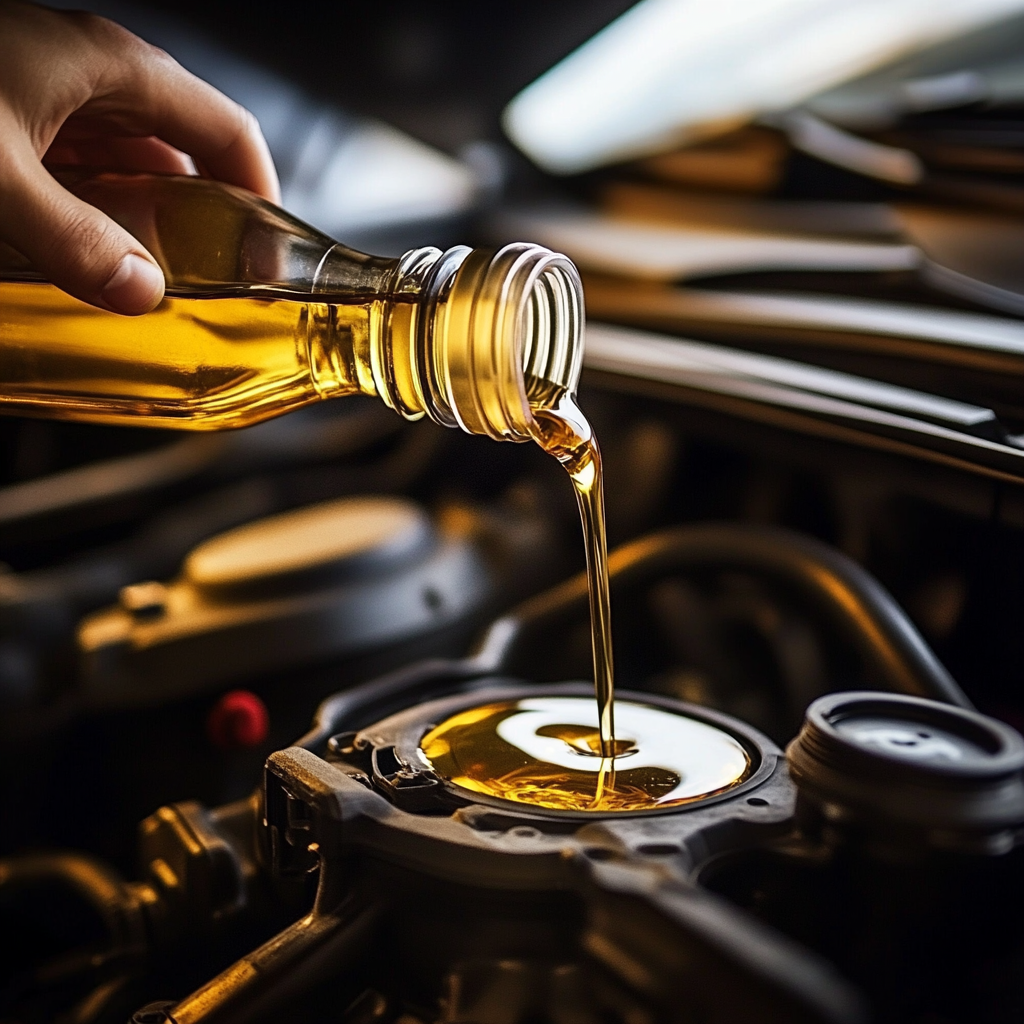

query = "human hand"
(0, 1), (280, 314)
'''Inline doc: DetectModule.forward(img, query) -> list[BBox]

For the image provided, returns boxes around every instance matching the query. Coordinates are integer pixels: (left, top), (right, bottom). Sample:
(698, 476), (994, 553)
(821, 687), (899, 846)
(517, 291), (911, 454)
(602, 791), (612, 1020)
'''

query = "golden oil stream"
(0, 211), (746, 815)
(531, 396), (615, 759)
(422, 401), (755, 813)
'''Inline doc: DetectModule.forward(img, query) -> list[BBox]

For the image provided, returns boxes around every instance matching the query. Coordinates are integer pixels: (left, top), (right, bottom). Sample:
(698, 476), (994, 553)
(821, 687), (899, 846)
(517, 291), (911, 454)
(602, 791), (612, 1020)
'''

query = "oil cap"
(786, 691), (1024, 854)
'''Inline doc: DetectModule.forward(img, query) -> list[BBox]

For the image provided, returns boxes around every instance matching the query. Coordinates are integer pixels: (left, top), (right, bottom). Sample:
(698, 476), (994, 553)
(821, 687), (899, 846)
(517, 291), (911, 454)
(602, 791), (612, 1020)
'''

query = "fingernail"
(101, 254), (164, 315)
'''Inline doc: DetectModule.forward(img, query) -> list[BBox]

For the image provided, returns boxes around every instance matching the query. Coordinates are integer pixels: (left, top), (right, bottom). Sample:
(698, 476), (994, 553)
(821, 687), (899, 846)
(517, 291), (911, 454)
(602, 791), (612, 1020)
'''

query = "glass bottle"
(0, 171), (583, 440)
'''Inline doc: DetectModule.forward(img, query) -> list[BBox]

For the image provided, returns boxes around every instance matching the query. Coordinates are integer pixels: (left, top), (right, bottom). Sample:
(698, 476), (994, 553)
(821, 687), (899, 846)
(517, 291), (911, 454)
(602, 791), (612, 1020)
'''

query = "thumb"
(0, 154), (164, 316)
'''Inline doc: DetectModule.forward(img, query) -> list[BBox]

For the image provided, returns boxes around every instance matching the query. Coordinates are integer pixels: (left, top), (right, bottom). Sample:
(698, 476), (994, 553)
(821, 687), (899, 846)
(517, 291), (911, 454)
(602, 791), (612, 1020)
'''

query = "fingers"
(0, 7), (278, 316)
(146, 81), (282, 204)
(0, 142), (164, 316)
(44, 134), (198, 176)
(77, 19), (281, 203)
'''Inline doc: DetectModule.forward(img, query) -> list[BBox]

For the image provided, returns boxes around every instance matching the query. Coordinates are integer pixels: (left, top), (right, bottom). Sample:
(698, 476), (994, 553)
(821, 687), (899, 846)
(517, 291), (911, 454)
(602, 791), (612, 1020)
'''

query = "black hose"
(0, 853), (147, 1020)
(473, 522), (971, 709)
(0, 852), (143, 949)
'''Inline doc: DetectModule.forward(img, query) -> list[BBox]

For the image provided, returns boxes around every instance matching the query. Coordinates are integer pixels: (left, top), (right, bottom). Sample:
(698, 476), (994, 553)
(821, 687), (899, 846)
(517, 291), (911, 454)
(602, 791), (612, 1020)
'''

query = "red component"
(207, 690), (269, 751)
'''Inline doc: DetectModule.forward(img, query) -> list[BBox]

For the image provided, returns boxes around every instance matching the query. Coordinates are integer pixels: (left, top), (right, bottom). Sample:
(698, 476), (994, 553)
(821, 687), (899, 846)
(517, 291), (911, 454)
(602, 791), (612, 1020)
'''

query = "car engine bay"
(5, 3), (1024, 1023)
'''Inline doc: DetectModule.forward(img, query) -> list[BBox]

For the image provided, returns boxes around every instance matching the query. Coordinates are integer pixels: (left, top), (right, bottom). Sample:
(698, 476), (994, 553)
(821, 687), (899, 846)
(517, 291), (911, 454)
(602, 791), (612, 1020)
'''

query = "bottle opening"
(381, 243), (584, 442)
(520, 259), (583, 421)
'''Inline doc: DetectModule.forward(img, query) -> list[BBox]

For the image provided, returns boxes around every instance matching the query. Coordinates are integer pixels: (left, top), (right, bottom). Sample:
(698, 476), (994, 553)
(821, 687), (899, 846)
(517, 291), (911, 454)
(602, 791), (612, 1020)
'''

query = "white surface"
(504, 0), (1024, 173)
(583, 322), (997, 428)
(500, 210), (919, 280)
(591, 287), (1024, 355)
(782, 112), (923, 184)
(283, 121), (479, 235)
(496, 697), (750, 802)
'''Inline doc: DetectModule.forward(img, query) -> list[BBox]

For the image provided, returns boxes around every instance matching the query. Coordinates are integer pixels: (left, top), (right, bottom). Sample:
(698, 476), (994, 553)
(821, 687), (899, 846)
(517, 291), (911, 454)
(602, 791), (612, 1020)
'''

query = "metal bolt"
(327, 731), (359, 756)
(393, 769), (435, 789)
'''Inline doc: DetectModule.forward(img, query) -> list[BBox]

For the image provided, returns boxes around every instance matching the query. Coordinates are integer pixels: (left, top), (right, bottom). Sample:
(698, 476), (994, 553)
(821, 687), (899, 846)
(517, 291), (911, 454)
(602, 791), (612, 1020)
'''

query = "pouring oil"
(0, 172), (739, 813)
(0, 172), (584, 439)
(531, 396), (615, 757)
(429, 396), (753, 814)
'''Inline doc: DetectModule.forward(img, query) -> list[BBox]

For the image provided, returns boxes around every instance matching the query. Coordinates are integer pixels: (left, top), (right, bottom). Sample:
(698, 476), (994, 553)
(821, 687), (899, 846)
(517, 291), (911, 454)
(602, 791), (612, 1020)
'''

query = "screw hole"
(509, 826), (541, 839)
(637, 843), (679, 856)
(747, 797), (769, 807)
(423, 587), (443, 611)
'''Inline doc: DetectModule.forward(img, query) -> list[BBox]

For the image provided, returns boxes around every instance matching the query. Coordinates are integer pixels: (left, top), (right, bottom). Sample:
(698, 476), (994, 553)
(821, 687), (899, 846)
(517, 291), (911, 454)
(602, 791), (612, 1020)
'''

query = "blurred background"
(7, 3), (1024, 1021)
(5, 0), (1024, 859)
(58, 0), (641, 254)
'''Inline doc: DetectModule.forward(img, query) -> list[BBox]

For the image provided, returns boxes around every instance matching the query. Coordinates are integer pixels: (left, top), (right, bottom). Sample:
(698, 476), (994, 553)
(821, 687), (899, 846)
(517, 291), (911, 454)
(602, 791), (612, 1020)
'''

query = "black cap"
(786, 692), (1024, 854)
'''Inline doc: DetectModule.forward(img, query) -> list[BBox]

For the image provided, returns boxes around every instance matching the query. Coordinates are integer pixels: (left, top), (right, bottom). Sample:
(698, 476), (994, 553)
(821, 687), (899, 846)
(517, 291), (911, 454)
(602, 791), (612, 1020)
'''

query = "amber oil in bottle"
(0, 171), (698, 812)
(0, 172), (583, 439)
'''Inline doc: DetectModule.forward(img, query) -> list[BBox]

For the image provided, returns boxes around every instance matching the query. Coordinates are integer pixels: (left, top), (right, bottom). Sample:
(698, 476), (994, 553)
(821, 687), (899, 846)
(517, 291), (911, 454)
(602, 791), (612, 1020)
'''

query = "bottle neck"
(372, 243), (585, 442)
